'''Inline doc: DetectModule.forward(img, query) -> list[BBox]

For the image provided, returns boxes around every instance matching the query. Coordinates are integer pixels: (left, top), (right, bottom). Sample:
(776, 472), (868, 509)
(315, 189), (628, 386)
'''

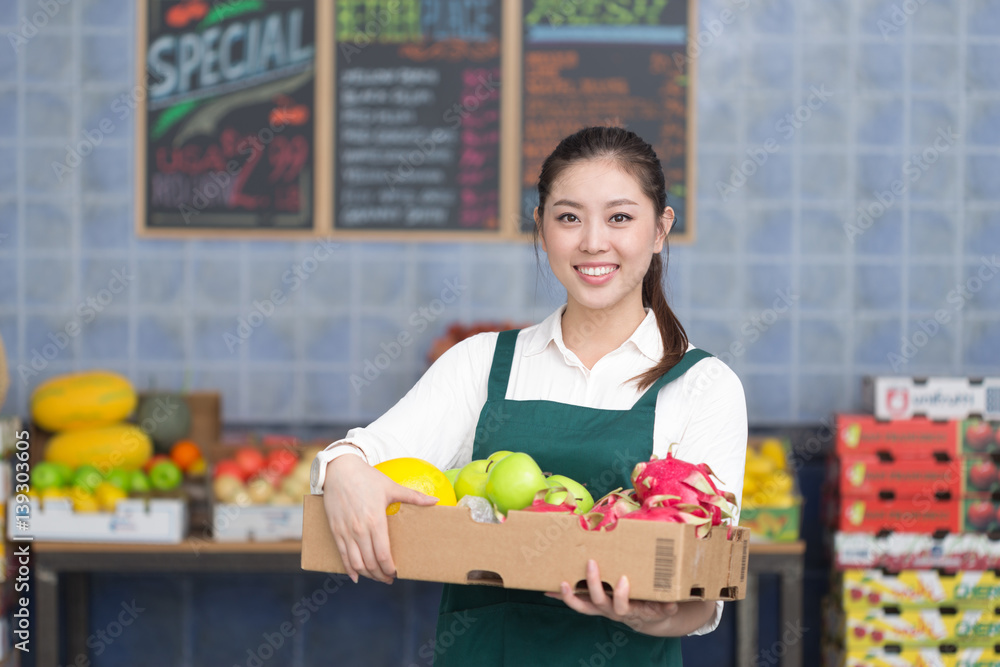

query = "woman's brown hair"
(533, 126), (689, 391)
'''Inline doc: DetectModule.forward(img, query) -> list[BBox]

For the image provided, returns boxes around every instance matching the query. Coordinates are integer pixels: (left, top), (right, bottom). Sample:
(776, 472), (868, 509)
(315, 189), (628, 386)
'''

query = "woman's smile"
(575, 263), (620, 283)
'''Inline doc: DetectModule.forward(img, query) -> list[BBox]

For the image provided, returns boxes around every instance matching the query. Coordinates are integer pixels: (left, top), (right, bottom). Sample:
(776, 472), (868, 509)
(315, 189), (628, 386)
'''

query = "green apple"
(454, 460), (490, 500)
(31, 462), (67, 491)
(129, 470), (151, 494)
(544, 475), (594, 514)
(149, 460), (183, 491)
(485, 452), (549, 515)
(73, 465), (104, 493)
(484, 450), (514, 473)
(444, 468), (461, 487)
(104, 468), (132, 493)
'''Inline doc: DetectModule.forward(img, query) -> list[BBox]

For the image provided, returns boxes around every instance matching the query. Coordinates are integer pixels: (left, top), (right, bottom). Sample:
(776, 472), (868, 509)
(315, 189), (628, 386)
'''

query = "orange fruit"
(170, 440), (203, 471)
(373, 458), (457, 515)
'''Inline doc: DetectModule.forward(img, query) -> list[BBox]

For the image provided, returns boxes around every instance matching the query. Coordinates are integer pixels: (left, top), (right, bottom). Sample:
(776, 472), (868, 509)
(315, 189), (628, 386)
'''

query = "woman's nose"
(579, 220), (609, 253)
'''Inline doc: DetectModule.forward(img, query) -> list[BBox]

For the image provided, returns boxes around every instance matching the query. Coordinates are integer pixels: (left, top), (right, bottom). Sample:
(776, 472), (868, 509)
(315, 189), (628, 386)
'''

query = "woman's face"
(536, 159), (672, 317)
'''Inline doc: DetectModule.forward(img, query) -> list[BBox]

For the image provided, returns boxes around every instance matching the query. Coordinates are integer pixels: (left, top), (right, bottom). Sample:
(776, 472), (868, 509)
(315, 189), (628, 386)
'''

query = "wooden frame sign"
(137, 0), (322, 237)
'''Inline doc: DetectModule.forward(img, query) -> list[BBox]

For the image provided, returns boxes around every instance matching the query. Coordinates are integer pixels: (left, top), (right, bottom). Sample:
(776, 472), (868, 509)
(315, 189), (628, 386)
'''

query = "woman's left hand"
(545, 559), (682, 636)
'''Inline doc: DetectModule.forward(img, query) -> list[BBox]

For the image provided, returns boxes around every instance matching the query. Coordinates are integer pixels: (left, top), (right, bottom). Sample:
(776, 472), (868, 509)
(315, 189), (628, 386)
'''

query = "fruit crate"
(834, 604), (1000, 648)
(302, 496), (751, 603)
(834, 532), (1000, 571)
(206, 434), (320, 542)
(835, 414), (960, 459)
(825, 643), (1000, 667)
(739, 436), (803, 542)
(863, 376), (1000, 422)
(835, 456), (963, 499)
(839, 569), (1000, 608)
(8, 497), (187, 544)
(961, 420), (1000, 456)
(838, 497), (960, 534)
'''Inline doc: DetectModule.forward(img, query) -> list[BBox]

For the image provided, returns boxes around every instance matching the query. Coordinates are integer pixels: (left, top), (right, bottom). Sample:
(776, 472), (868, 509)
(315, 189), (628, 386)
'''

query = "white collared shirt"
(310, 305), (748, 635)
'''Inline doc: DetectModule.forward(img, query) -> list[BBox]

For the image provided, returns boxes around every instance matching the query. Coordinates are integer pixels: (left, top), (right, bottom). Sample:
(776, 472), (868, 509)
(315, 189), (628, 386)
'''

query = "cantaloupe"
(44, 423), (152, 471)
(31, 371), (136, 432)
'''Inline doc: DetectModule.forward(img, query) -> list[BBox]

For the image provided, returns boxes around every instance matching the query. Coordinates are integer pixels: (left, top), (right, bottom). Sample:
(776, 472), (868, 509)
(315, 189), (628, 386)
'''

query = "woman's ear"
(534, 207), (546, 252)
(654, 207), (675, 252)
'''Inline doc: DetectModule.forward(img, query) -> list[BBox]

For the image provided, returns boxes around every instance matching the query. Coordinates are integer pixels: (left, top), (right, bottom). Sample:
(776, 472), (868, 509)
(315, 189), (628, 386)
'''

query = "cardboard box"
(301, 496), (750, 603)
(840, 569), (1000, 608)
(738, 502), (802, 542)
(842, 606), (1000, 647)
(9, 497), (188, 543)
(836, 414), (960, 459)
(833, 532), (1000, 571)
(963, 498), (1000, 533)
(863, 377), (1000, 422)
(828, 645), (1000, 667)
(839, 497), (960, 534)
(836, 456), (963, 499)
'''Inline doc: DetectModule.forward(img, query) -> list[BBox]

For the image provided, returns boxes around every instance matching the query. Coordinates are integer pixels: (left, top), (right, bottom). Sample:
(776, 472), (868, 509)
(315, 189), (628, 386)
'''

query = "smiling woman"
(311, 126), (748, 667)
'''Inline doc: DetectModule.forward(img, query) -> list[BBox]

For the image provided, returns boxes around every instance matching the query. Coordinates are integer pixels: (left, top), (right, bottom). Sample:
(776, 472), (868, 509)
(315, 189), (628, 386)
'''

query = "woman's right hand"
(321, 453), (440, 584)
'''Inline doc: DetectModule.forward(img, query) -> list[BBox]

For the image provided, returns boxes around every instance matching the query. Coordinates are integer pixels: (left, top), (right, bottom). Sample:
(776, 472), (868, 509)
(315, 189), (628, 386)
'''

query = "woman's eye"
(610, 214), (632, 223)
(558, 213), (579, 223)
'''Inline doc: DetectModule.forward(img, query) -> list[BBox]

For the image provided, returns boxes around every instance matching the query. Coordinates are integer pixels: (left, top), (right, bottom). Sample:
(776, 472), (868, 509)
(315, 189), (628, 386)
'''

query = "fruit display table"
(33, 538), (302, 667)
(35, 539), (805, 667)
(735, 540), (806, 667)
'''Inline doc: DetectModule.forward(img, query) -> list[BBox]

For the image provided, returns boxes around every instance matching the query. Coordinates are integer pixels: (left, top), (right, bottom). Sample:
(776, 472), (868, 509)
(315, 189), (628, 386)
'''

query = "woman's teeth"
(577, 266), (617, 276)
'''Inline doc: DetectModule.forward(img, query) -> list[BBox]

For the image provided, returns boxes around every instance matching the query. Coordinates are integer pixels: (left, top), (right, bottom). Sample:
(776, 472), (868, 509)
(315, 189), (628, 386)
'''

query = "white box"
(212, 504), (302, 542)
(863, 376), (1000, 421)
(8, 498), (187, 544)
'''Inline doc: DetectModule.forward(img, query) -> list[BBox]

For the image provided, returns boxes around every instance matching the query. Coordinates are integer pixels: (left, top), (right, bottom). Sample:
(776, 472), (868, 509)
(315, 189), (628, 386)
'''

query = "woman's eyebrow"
(551, 198), (639, 208)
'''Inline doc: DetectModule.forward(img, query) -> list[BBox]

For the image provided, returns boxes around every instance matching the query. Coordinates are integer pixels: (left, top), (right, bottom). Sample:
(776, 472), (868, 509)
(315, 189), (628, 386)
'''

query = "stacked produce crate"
(739, 436), (803, 542)
(823, 377), (1000, 667)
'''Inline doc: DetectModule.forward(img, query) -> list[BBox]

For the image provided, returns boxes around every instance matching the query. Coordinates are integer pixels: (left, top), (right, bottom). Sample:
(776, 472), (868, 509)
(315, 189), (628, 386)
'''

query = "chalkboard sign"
(331, 0), (504, 234)
(138, 0), (318, 236)
(520, 0), (695, 242)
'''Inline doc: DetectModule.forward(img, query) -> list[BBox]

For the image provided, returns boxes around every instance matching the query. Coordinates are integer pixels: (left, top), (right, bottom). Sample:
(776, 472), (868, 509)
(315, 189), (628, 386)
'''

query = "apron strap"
(486, 329), (521, 401)
(632, 348), (713, 409)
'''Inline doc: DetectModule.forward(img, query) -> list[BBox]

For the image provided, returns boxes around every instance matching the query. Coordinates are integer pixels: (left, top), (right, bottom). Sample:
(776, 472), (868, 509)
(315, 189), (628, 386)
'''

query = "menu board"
(139, 0), (317, 234)
(521, 0), (693, 240)
(332, 0), (503, 232)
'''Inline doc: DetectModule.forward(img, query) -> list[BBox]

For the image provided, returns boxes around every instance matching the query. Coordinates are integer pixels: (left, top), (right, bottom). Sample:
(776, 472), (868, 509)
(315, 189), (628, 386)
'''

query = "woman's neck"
(560, 299), (648, 369)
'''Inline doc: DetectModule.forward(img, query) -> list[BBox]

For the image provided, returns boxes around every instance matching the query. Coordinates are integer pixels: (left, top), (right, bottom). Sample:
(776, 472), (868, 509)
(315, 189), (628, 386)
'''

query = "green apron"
(434, 329), (713, 667)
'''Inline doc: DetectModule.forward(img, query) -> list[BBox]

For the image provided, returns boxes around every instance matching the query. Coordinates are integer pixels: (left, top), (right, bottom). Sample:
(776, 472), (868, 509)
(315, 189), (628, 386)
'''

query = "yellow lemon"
(766, 494), (796, 509)
(95, 482), (128, 512)
(70, 488), (100, 513)
(759, 440), (787, 470)
(40, 487), (68, 508)
(374, 457), (458, 515)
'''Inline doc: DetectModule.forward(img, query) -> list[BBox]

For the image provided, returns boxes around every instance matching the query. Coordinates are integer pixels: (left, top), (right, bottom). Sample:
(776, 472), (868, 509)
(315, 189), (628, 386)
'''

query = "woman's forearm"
(633, 600), (719, 637)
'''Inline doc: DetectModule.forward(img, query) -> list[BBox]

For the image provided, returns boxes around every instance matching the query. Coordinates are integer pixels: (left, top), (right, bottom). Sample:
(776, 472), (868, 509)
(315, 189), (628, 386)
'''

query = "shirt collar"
(522, 305), (662, 363)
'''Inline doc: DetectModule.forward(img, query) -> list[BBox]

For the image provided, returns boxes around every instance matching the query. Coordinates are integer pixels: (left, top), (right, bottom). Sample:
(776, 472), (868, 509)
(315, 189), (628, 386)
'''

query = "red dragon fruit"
(630, 450), (737, 530)
(521, 488), (577, 514)
(579, 489), (640, 532)
(622, 495), (716, 538)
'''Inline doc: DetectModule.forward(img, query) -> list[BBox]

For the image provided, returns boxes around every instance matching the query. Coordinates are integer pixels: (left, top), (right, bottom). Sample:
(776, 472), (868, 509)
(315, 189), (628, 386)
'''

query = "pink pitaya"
(521, 488), (577, 514)
(630, 450), (737, 529)
(623, 496), (715, 538)
(579, 488), (640, 532)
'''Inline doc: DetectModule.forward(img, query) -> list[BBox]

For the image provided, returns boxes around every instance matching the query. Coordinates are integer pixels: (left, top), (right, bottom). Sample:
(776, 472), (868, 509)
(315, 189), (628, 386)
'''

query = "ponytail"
(631, 246), (689, 391)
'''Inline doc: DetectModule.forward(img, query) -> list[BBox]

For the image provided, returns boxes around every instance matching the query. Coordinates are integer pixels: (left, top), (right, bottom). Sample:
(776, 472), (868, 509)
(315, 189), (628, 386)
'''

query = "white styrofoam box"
(863, 376), (1000, 421)
(834, 531), (1000, 571)
(8, 498), (187, 543)
(212, 504), (302, 542)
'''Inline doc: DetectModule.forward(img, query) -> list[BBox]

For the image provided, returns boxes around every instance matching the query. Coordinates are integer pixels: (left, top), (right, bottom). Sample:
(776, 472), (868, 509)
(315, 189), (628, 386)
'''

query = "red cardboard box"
(963, 498), (1000, 533)
(836, 456), (962, 499)
(839, 497), (960, 534)
(835, 415), (959, 459)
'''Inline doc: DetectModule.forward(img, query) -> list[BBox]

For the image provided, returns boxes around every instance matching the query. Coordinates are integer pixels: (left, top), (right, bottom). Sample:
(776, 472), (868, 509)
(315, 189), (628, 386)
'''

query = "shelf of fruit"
(427, 321), (533, 364)
(738, 437), (802, 542)
(209, 441), (319, 542)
